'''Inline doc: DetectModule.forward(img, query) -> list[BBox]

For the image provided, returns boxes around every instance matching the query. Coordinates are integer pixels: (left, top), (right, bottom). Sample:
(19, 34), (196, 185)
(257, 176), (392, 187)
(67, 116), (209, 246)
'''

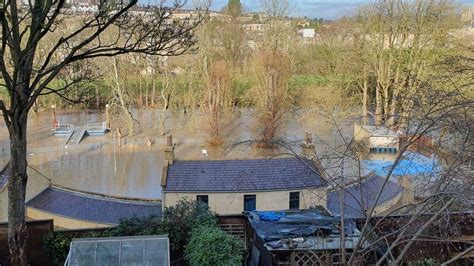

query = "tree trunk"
(152, 79), (156, 108)
(362, 67), (368, 125)
(8, 116), (29, 266)
(387, 64), (401, 128)
(138, 78), (143, 107)
(375, 82), (383, 127)
(145, 78), (149, 108)
(95, 85), (100, 109)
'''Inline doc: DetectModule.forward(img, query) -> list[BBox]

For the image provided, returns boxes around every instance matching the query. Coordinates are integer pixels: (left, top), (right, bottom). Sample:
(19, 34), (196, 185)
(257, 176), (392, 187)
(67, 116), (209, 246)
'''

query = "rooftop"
(246, 209), (364, 251)
(66, 235), (169, 266)
(362, 151), (441, 176)
(164, 158), (327, 192)
(0, 164), (10, 191)
(327, 175), (402, 218)
(27, 187), (162, 225)
(363, 125), (399, 137)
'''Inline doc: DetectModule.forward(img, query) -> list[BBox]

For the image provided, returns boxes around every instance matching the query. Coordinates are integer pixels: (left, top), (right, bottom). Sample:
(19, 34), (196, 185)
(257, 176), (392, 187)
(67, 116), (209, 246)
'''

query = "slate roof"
(0, 163), (10, 191)
(164, 158), (327, 192)
(327, 175), (402, 218)
(27, 187), (162, 225)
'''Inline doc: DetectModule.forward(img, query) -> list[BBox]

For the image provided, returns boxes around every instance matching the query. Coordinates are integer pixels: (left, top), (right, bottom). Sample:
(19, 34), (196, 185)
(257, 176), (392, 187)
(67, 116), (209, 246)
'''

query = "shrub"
(43, 200), (216, 264)
(185, 225), (243, 266)
(161, 199), (217, 254)
(43, 232), (72, 266)
(413, 258), (437, 266)
(112, 214), (163, 236)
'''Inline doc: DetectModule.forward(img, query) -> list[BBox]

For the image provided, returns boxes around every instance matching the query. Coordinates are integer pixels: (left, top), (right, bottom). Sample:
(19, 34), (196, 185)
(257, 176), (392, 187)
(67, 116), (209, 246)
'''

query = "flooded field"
(0, 108), (359, 199)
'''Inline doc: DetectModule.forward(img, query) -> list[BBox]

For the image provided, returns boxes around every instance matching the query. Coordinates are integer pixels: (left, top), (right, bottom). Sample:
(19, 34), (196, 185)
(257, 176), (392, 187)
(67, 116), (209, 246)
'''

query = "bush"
(161, 199), (217, 254)
(112, 214), (163, 236)
(43, 232), (72, 266)
(413, 258), (437, 266)
(43, 200), (216, 264)
(185, 225), (243, 266)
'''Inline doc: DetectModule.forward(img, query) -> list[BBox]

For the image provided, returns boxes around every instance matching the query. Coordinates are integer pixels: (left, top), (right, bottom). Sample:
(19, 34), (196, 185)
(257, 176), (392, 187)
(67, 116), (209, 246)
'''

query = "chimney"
(300, 132), (327, 180)
(397, 175), (414, 204)
(164, 134), (174, 165)
(162, 134), (174, 189)
(301, 132), (315, 159)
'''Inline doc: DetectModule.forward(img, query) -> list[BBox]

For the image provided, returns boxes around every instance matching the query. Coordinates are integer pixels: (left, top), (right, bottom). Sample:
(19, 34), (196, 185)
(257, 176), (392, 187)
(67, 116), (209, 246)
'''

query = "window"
(289, 192), (300, 209)
(196, 195), (209, 206)
(244, 195), (256, 211)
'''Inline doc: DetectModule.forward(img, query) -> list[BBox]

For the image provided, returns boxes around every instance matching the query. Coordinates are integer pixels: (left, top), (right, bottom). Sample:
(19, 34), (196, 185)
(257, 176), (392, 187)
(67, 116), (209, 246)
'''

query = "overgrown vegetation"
(185, 225), (243, 266)
(43, 200), (242, 265)
(43, 232), (72, 266)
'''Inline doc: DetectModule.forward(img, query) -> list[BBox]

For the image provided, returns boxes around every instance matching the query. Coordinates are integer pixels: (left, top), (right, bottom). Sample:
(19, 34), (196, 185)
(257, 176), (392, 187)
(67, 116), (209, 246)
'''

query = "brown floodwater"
(0, 108), (356, 199)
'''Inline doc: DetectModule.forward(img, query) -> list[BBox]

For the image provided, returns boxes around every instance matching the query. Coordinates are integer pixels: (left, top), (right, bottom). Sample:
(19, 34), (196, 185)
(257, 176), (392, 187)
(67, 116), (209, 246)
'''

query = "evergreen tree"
(227, 0), (242, 17)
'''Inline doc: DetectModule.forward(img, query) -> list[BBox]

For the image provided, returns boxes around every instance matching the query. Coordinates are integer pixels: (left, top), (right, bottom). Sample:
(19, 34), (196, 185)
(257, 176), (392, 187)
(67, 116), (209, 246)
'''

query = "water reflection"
(0, 108), (378, 200)
(29, 144), (163, 199)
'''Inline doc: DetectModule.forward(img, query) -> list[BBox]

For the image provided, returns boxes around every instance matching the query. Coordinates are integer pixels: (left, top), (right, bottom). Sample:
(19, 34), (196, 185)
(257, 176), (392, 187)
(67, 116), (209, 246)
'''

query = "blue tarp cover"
(363, 151), (441, 176)
(258, 211), (286, 221)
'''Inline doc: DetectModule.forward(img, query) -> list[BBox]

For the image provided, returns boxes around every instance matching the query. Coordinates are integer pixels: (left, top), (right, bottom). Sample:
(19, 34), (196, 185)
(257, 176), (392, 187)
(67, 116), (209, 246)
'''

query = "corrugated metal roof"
(27, 187), (161, 225)
(164, 158), (327, 192)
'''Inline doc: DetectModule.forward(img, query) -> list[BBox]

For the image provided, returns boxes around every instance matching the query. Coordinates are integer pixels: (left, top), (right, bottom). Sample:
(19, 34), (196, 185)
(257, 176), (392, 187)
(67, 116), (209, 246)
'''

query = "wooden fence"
(0, 219), (53, 266)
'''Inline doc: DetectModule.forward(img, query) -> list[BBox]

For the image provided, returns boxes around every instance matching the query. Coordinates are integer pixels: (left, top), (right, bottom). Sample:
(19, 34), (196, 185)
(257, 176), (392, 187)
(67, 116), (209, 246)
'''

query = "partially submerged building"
(327, 175), (407, 218)
(354, 125), (400, 153)
(161, 135), (328, 215)
(26, 186), (162, 229)
(161, 157), (328, 215)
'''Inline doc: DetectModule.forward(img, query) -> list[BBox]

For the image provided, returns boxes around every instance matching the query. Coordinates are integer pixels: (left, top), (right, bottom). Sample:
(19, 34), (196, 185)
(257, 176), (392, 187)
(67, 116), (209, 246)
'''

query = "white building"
(354, 125), (400, 153)
(297, 28), (316, 38)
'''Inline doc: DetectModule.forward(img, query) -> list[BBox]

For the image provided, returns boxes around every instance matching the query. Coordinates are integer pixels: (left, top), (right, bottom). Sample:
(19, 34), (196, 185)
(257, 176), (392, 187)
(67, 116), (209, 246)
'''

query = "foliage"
(161, 199), (217, 254)
(43, 232), (72, 266)
(289, 74), (328, 89)
(226, 0), (243, 17)
(43, 201), (216, 264)
(412, 258), (437, 266)
(113, 214), (164, 236)
(185, 225), (243, 266)
(252, 51), (292, 146)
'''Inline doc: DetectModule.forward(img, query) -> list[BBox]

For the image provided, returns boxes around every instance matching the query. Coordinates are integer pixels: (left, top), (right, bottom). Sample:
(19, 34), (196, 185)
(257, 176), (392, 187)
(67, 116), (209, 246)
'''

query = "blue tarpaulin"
(362, 151), (441, 177)
(258, 211), (286, 221)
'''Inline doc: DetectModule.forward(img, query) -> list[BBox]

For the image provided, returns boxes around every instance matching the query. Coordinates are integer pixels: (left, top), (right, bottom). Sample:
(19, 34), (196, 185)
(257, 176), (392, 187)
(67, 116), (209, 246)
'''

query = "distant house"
(297, 28), (316, 38)
(161, 136), (328, 215)
(243, 23), (266, 35)
(354, 125), (400, 153)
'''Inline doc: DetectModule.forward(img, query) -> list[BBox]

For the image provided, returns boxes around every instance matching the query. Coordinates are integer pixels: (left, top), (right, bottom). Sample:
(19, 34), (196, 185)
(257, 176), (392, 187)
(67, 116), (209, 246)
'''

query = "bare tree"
(353, 0), (458, 129)
(158, 61), (171, 136)
(108, 56), (136, 135)
(205, 60), (229, 145)
(0, 0), (205, 264)
(253, 51), (291, 147)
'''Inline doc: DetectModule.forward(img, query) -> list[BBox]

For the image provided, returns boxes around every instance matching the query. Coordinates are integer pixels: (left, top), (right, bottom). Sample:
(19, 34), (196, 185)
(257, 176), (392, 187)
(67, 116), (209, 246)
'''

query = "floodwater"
(0, 108), (358, 199)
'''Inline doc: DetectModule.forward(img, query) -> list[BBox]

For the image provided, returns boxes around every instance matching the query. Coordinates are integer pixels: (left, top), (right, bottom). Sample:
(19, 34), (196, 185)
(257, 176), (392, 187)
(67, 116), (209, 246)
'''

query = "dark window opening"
(289, 192), (300, 209)
(196, 195), (209, 206)
(244, 195), (256, 211)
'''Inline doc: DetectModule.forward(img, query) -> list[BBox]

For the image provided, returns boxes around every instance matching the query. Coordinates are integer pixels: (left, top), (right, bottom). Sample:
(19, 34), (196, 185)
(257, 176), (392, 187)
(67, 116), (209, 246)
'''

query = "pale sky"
(140, 0), (474, 19)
